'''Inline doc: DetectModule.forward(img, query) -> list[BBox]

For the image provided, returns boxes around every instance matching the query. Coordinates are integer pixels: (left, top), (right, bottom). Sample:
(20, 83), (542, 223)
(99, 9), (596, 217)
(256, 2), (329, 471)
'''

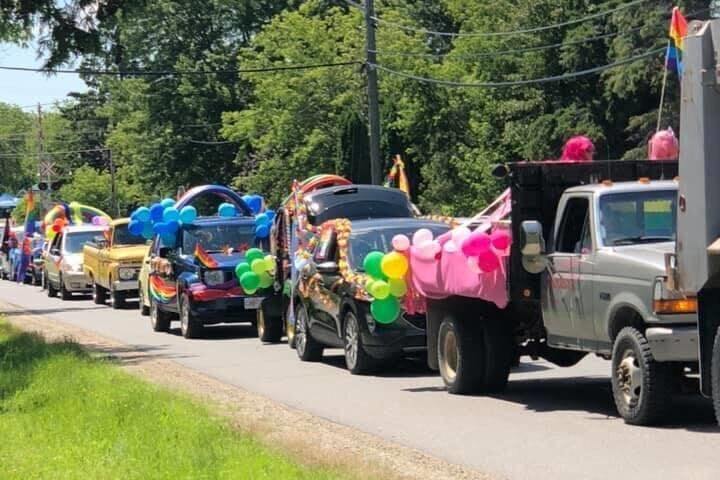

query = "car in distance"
(294, 217), (451, 374)
(45, 225), (108, 299)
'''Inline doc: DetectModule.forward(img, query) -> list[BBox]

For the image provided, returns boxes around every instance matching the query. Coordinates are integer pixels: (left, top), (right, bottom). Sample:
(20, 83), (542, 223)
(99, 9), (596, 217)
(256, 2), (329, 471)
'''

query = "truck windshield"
(113, 223), (147, 246)
(598, 190), (676, 246)
(348, 224), (450, 270)
(65, 231), (103, 254)
(182, 223), (257, 254)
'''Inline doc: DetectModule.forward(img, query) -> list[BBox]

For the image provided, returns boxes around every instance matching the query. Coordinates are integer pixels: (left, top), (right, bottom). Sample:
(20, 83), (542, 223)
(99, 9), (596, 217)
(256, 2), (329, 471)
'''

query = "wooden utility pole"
(36, 103), (48, 211)
(364, 0), (382, 184)
(106, 149), (119, 217)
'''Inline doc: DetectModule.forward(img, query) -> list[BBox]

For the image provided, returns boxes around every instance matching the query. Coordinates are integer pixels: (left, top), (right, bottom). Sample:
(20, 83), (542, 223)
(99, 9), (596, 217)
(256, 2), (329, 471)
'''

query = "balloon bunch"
(362, 237), (410, 324)
(48, 217), (68, 236)
(410, 228), (442, 261)
(242, 194), (276, 240)
(459, 229), (511, 274)
(91, 215), (109, 226)
(129, 198), (198, 247)
(234, 248), (275, 294)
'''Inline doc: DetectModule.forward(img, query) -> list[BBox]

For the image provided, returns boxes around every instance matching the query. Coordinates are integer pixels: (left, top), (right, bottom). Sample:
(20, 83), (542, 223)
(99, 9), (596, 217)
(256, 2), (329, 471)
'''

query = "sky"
(0, 41), (87, 110)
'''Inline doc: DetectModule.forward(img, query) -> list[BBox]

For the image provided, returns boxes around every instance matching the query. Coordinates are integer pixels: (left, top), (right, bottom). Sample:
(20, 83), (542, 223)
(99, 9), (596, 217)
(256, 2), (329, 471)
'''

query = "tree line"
(0, 0), (708, 217)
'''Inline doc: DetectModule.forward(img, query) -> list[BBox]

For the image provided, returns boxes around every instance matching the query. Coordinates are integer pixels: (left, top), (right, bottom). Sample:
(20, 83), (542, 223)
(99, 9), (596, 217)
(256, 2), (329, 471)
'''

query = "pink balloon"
(91, 216), (101, 225)
(477, 250), (500, 273)
(451, 226), (471, 246)
(466, 256), (482, 274)
(412, 228), (433, 246)
(491, 230), (511, 251)
(443, 240), (458, 253)
(418, 241), (440, 260)
(392, 234), (410, 252)
(461, 232), (491, 257)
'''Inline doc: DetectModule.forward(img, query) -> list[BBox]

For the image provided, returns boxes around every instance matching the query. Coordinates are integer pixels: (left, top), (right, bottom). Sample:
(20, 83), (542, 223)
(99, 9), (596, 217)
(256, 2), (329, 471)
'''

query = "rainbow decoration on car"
(149, 275), (177, 304)
(666, 6), (688, 76)
(383, 155), (410, 196)
(194, 244), (219, 269)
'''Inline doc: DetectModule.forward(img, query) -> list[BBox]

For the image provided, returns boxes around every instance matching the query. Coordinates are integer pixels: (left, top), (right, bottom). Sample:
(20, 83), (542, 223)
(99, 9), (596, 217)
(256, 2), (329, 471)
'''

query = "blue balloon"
(141, 222), (154, 240)
(163, 207), (180, 223)
(179, 205), (197, 224)
(160, 234), (176, 248)
(255, 213), (269, 226)
(246, 195), (263, 215)
(150, 203), (164, 223)
(161, 198), (175, 209)
(166, 220), (180, 233)
(255, 224), (270, 239)
(241, 195), (252, 205)
(135, 207), (151, 223)
(153, 222), (170, 235)
(218, 203), (237, 217)
(265, 209), (276, 222)
(128, 220), (143, 236)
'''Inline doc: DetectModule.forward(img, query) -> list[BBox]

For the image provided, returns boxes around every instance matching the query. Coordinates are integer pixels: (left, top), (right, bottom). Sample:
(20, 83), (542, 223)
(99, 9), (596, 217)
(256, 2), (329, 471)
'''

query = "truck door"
(307, 228), (342, 345)
(543, 196), (594, 349)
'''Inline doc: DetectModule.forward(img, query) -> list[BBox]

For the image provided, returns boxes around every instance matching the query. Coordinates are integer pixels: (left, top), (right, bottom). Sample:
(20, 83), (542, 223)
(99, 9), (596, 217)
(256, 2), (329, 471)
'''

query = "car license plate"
(244, 297), (263, 310)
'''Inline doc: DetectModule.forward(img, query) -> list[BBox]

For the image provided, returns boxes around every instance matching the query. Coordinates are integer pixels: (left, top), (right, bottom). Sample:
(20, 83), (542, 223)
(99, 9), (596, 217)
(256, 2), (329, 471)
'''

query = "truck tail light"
(653, 297), (697, 314)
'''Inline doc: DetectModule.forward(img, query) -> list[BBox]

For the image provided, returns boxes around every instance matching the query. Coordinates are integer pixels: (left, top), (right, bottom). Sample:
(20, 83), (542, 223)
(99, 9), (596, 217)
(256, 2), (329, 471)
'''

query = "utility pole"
(106, 149), (119, 217)
(364, 0), (382, 184)
(36, 103), (49, 212)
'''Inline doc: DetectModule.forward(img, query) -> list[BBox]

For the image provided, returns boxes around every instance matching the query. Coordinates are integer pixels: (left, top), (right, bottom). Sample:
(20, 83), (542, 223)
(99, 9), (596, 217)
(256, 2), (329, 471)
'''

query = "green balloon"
(371, 297), (400, 324)
(371, 280), (390, 300)
(264, 257), (275, 272)
(251, 258), (266, 275)
(245, 248), (264, 264)
(240, 271), (260, 292)
(235, 262), (250, 280)
(363, 251), (385, 279)
(389, 278), (407, 297)
(259, 272), (274, 289)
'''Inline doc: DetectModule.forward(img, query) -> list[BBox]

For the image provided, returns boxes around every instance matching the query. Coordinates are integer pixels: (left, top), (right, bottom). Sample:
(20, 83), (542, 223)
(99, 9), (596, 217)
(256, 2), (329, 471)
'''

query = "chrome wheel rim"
(296, 308), (307, 356)
(616, 350), (643, 408)
(138, 289), (144, 311)
(344, 314), (358, 369)
(440, 329), (458, 383)
(150, 301), (158, 328)
(180, 297), (189, 334)
(286, 306), (296, 345)
(257, 309), (265, 337)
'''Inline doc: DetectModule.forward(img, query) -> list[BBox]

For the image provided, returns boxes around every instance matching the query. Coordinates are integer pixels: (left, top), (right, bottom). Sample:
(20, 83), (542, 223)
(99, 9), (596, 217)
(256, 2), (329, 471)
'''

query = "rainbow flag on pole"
(666, 6), (688, 76)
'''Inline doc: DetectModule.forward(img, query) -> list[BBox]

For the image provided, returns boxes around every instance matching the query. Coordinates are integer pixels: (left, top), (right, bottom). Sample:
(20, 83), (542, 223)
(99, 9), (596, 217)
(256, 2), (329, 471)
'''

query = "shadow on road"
(1, 306), (108, 316)
(318, 352), (438, 378)
(166, 323), (259, 340)
(91, 343), (198, 365)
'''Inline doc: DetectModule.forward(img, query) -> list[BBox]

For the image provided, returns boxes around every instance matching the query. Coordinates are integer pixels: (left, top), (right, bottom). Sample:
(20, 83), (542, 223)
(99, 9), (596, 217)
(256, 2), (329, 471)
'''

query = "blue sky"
(0, 41), (87, 109)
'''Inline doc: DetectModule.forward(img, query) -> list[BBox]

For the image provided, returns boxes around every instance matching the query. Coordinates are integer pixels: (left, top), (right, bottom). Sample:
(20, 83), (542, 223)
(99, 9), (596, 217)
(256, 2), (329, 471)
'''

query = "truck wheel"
(47, 277), (57, 298)
(481, 318), (514, 393)
(286, 304), (297, 349)
(110, 285), (126, 310)
(41, 270), (47, 290)
(150, 298), (171, 332)
(257, 306), (282, 343)
(438, 316), (484, 394)
(92, 280), (106, 305)
(712, 326), (720, 426)
(343, 310), (377, 375)
(611, 327), (674, 425)
(59, 275), (72, 301)
(179, 294), (203, 339)
(294, 303), (323, 362)
(138, 286), (150, 316)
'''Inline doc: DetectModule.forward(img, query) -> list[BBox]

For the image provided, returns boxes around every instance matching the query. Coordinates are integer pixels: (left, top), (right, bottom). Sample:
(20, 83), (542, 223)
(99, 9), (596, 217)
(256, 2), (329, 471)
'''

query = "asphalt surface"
(1, 280), (718, 480)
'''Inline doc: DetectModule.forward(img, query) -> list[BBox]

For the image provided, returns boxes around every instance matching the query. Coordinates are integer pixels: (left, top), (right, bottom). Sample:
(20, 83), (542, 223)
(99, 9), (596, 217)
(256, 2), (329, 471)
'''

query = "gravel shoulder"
(2, 302), (491, 480)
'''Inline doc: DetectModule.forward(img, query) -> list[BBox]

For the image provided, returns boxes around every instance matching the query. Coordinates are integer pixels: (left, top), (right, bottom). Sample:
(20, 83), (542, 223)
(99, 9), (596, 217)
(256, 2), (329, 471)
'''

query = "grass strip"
(0, 319), (342, 480)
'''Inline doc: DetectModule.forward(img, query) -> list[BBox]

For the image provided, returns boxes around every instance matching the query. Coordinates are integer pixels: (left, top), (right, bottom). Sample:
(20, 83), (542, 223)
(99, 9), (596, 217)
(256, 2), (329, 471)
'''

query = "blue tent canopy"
(0, 194), (18, 210)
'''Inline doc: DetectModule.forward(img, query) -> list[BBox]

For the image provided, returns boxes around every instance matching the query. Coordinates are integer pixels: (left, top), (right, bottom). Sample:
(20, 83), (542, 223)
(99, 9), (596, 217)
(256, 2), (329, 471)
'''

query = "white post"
(656, 41), (671, 132)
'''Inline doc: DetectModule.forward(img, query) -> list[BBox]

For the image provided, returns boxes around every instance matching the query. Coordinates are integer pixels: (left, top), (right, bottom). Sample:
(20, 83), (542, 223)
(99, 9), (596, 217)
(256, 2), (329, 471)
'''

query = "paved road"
(1, 281), (718, 480)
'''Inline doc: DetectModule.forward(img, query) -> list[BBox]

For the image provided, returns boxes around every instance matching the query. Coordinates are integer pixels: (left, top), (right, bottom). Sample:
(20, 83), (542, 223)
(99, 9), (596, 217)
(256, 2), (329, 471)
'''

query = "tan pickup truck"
(83, 218), (149, 309)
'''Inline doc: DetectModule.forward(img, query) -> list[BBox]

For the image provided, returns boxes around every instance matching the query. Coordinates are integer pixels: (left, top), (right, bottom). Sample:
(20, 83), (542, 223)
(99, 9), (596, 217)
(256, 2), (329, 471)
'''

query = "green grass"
(0, 320), (341, 480)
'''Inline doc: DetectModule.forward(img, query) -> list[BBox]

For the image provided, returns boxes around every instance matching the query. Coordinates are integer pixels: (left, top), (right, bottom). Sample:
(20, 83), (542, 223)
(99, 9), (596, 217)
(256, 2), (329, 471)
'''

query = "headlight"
(204, 270), (225, 286)
(653, 277), (697, 314)
(118, 267), (137, 280)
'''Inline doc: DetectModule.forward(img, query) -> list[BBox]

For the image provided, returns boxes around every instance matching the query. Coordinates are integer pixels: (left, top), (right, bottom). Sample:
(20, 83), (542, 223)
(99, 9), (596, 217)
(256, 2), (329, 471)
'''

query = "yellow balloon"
(381, 251), (408, 279)
(251, 259), (266, 275)
(389, 278), (407, 297)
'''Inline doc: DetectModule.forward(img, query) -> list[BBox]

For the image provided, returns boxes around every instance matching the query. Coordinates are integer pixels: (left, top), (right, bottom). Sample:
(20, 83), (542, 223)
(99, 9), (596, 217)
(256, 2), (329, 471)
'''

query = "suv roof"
(184, 216), (256, 228)
(304, 185), (414, 224)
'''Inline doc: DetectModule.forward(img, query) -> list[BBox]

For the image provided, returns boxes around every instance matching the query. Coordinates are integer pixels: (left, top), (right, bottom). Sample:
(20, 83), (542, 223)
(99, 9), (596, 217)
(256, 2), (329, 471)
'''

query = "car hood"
(64, 254), (83, 266)
(600, 242), (674, 279)
(107, 245), (148, 262)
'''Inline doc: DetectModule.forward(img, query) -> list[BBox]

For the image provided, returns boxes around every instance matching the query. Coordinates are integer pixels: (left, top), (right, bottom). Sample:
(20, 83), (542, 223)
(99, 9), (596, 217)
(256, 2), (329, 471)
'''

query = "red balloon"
(52, 224), (61, 233)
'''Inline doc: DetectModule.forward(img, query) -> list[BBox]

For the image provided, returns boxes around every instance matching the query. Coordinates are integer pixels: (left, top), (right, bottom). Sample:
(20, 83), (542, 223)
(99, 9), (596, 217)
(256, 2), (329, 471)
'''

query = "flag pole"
(656, 40), (671, 132)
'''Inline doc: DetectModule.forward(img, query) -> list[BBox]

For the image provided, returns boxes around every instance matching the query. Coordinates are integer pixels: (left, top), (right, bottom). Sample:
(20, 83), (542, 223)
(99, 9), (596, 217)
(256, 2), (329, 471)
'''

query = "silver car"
(46, 225), (107, 299)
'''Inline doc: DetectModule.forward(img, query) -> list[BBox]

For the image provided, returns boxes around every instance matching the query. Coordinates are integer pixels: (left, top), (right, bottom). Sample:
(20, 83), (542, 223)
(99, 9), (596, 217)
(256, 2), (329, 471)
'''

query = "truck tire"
(150, 298), (171, 332)
(286, 303), (297, 349)
(179, 294), (203, 339)
(47, 277), (57, 298)
(712, 326), (720, 426)
(110, 285), (126, 309)
(481, 318), (514, 393)
(257, 306), (282, 343)
(438, 316), (484, 394)
(41, 269), (47, 290)
(611, 327), (674, 425)
(138, 286), (150, 316)
(92, 280), (106, 305)
(294, 302), (323, 362)
(59, 275), (72, 301)
(343, 310), (377, 375)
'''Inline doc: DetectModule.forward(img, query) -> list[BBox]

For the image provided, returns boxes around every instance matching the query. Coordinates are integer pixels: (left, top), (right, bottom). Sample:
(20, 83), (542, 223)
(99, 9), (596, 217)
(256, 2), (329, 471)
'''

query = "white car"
(45, 225), (107, 299)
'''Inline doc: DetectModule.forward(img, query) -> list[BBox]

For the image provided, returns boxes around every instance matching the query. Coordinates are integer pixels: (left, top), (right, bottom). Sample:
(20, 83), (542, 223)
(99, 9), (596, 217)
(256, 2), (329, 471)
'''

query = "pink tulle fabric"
(648, 128), (679, 160)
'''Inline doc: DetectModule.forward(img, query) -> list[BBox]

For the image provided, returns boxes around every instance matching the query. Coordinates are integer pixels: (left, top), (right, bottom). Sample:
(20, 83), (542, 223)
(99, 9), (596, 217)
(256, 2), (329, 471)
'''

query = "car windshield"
(181, 223), (257, 254)
(598, 190), (677, 246)
(307, 199), (414, 225)
(348, 224), (450, 270)
(113, 223), (147, 246)
(65, 231), (103, 254)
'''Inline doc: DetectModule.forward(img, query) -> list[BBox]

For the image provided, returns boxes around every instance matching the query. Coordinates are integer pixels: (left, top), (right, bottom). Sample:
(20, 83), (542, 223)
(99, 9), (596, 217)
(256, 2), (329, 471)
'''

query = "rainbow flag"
(150, 275), (177, 304)
(666, 7), (688, 76)
(194, 244), (219, 269)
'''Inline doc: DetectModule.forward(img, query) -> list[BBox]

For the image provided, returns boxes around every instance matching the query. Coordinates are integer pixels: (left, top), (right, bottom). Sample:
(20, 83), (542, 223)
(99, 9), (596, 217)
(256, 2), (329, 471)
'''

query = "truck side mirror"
(520, 220), (548, 274)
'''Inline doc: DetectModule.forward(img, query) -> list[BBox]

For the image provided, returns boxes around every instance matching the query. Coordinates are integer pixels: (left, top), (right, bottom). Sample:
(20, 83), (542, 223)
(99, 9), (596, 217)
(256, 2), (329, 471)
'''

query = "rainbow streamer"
(150, 275), (177, 304)
(383, 155), (410, 196)
(194, 244), (219, 269)
(666, 7), (688, 76)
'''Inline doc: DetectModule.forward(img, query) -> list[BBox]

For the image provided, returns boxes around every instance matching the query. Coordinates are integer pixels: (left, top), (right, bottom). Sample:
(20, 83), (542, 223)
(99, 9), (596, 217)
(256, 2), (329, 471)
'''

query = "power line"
(372, 0), (648, 38)
(371, 46), (664, 88)
(0, 60), (360, 76)
(0, 147), (108, 159)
